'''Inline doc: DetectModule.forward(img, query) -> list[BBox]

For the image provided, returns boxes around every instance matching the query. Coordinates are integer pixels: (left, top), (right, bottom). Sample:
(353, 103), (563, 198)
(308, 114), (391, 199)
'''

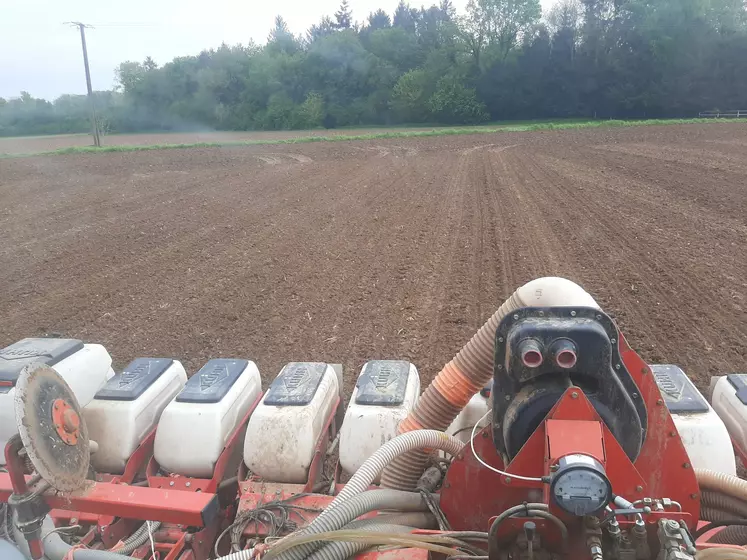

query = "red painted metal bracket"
(147, 392), (264, 493)
(441, 366), (701, 535)
(0, 473), (218, 527)
(304, 395), (340, 493)
(51, 427), (160, 545)
(119, 427), (157, 485)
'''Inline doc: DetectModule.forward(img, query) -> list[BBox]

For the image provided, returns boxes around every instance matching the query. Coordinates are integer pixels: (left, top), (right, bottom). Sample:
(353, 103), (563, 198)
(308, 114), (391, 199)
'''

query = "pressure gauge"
(550, 454), (612, 516)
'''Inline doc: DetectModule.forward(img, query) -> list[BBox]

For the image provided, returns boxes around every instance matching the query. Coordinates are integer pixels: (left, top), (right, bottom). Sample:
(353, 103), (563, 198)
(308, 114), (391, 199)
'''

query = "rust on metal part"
(14, 363), (91, 493)
(52, 398), (81, 445)
(0, 472), (219, 527)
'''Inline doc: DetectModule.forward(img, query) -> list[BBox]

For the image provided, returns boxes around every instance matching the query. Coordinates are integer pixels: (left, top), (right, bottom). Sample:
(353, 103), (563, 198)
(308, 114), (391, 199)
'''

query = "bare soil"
(1, 124), (745, 394)
(0, 129), (442, 155)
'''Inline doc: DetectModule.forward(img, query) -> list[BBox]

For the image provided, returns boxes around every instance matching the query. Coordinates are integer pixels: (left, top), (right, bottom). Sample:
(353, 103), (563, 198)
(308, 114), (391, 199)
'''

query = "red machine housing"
(440, 332), (701, 556)
(0, 392), (264, 560)
(0, 320), (742, 560)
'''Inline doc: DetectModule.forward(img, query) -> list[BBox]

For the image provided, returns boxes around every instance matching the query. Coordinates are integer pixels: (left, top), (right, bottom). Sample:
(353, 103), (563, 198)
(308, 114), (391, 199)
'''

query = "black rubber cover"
(95, 358), (173, 401)
(652, 364), (709, 413)
(0, 338), (83, 393)
(493, 307), (647, 463)
(355, 360), (410, 406)
(264, 362), (326, 406)
(176, 359), (249, 403)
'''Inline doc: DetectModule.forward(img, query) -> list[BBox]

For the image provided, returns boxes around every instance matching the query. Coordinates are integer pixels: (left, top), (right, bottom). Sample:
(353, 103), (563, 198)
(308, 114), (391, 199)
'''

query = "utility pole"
(66, 22), (101, 147)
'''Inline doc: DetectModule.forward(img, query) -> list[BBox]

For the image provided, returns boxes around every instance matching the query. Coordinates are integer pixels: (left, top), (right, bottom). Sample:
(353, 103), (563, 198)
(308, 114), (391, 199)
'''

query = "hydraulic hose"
(487, 504), (569, 555)
(0, 539), (26, 560)
(110, 521), (161, 555)
(348, 512), (436, 529)
(11, 511), (139, 560)
(306, 524), (421, 560)
(73, 551), (141, 560)
(382, 277), (599, 490)
(699, 488), (747, 545)
(702, 491), (747, 518)
(215, 551), (253, 560)
(322, 430), (463, 517)
(39, 533), (76, 560)
(40, 531), (138, 560)
(701, 507), (735, 522)
(0, 504), (10, 541)
(266, 529), (483, 558)
(707, 525), (747, 545)
(307, 514), (437, 560)
(696, 470), (747, 503)
(269, 489), (434, 560)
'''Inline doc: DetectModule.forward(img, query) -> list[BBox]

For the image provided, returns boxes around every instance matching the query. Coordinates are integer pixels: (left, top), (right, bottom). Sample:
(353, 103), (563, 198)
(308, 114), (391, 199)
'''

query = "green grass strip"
(0, 118), (742, 158)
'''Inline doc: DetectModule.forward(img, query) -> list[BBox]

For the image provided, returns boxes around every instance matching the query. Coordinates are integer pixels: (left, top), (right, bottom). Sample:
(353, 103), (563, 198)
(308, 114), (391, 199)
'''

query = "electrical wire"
(469, 410), (544, 483)
(487, 503), (569, 554)
(451, 425), (479, 438)
(216, 493), (323, 555)
(214, 523), (235, 557)
(439, 531), (489, 541)
(0, 504), (10, 542)
(446, 540), (489, 556)
(418, 489), (451, 531)
(146, 521), (156, 559)
(326, 433), (341, 457)
(42, 525), (82, 540)
(264, 528), (490, 558)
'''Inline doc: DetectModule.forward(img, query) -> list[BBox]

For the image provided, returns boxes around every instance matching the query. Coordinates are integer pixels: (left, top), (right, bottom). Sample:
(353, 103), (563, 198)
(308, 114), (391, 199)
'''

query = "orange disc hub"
(52, 398), (80, 445)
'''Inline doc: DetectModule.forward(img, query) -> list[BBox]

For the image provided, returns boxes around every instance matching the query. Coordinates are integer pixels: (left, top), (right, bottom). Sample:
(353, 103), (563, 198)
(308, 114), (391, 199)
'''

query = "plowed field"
(2, 123), (746, 392)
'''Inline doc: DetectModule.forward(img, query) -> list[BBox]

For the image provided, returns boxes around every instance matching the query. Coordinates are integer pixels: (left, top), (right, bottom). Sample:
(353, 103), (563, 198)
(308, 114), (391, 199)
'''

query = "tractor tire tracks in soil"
(1, 124), (745, 392)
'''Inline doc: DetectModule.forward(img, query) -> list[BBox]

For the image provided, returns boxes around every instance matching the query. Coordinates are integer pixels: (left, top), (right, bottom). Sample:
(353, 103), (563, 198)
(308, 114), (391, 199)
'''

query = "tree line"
(2, 0), (747, 136)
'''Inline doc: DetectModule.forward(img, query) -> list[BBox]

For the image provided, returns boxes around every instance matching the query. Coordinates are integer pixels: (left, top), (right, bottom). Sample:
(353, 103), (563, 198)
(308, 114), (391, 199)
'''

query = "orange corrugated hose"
(381, 277), (600, 490)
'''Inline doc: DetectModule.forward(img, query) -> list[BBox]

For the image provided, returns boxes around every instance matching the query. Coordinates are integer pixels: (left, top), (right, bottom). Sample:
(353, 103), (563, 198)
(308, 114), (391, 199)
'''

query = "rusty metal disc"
(14, 363), (90, 493)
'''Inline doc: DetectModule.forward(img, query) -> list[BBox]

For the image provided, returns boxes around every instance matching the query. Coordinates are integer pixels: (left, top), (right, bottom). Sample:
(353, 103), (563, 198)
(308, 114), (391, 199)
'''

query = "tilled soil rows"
(1, 124), (746, 394)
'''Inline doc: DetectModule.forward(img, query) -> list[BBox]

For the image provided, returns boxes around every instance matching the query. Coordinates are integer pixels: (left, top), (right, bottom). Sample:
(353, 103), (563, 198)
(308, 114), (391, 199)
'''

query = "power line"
(64, 22), (101, 148)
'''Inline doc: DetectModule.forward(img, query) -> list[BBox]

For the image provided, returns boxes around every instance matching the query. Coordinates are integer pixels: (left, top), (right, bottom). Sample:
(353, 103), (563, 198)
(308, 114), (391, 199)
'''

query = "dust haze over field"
(1, 124), (745, 394)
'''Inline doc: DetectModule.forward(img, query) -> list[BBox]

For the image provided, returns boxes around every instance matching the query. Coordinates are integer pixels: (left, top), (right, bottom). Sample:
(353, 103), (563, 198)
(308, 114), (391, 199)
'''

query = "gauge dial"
(550, 454), (612, 516)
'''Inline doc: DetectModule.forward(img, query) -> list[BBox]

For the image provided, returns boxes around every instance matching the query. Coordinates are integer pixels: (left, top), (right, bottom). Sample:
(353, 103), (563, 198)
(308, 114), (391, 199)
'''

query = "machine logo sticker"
(118, 363), (149, 387)
(651, 365), (710, 413)
(264, 362), (326, 406)
(654, 371), (683, 401)
(95, 358), (174, 401)
(284, 365), (310, 390)
(355, 361), (409, 405)
(373, 366), (397, 389)
(200, 364), (230, 392)
(1, 348), (44, 358)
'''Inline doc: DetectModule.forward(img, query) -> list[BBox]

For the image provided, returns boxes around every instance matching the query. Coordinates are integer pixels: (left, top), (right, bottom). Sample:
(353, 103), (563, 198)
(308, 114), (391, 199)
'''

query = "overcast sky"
(1, 0), (556, 100)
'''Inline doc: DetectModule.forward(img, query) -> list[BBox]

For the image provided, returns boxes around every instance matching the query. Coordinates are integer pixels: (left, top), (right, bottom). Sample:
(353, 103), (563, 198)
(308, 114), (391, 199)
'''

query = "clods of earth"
(1, 124), (746, 394)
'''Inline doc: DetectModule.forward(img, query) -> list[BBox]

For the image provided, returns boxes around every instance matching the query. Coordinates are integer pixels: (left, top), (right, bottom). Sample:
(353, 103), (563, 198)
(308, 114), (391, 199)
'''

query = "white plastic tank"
(244, 362), (339, 484)
(0, 338), (112, 466)
(653, 365), (736, 475)
(84, 358), (187, 474)
(711, 374), (747, 464)
(447, 391), (491, 444)
(155, 359), (262, 478)
(339, 361), (420, 478)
